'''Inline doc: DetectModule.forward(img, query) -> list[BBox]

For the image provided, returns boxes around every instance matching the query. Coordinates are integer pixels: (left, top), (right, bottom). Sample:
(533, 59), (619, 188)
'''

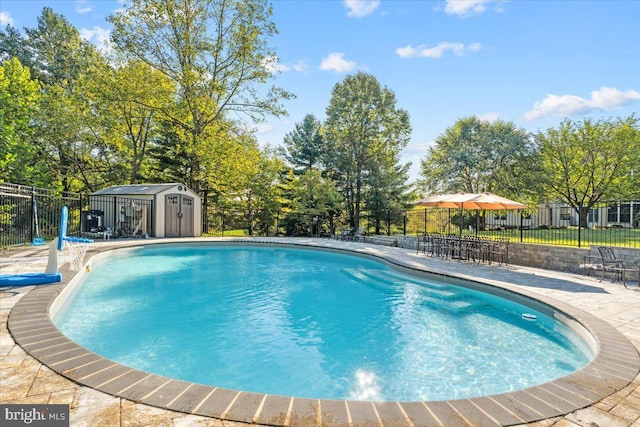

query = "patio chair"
(416, 232), (427, 254)
(339, 228), (354, 241)
(353, 227), (367, 242)
(596, 246), (626, 287)
(488, 238), (509, 265)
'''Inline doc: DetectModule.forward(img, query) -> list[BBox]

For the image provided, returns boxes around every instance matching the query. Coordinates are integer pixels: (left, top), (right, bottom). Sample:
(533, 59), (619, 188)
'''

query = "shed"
(90, 183), (201, 238)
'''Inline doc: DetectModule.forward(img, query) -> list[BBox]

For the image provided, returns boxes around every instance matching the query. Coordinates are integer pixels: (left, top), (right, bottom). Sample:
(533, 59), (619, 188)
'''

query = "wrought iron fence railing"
(405, 200), (640, 248)
(2, 182), (638, 249)
(0, 184), (155, 248)
(0, 183), (82, 248)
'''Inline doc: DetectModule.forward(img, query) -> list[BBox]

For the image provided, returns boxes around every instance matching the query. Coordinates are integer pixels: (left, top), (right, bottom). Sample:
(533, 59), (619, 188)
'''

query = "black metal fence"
(201, 206), (250, 237)
(84, 196), (153, 238)
(0, 183), (154, 248)
(200, 207), (405, 238)
(0, 183), (82, 248)
(2, 182), (638, 249)
(406, 200), (640, 248)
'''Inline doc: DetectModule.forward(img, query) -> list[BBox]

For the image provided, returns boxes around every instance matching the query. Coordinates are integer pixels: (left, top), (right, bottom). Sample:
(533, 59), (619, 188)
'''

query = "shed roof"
(92, 183), (192, 196)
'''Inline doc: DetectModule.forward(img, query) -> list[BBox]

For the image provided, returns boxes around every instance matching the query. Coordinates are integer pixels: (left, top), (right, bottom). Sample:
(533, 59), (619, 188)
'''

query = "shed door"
(181, 196), (194, 236)
(165, 194), (194, 237)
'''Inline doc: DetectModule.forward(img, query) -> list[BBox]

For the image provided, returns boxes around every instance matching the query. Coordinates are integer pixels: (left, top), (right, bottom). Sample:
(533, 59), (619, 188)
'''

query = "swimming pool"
(53, 244), (593, 402)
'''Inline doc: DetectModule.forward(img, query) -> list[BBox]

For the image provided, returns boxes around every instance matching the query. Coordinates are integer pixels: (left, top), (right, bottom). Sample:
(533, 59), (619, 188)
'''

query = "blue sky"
(2, 0), (639, 182)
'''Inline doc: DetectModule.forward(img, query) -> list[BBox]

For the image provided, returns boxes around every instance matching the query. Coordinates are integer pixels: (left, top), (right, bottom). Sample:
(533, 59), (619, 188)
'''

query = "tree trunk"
(578, 205), (590, 228)
(354, 178), (362, 229)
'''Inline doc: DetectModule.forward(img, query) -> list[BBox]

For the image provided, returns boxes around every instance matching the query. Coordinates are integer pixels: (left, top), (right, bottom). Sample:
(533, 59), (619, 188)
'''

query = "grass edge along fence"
(405, 201), (640, 249)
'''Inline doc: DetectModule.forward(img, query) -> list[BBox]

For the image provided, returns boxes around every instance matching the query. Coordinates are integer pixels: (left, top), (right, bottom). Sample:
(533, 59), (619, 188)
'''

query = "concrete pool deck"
(1, 237), (639, 427)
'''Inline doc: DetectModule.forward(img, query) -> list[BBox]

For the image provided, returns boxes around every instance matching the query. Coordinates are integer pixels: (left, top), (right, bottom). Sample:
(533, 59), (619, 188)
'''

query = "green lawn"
(474, 227), (640, 248)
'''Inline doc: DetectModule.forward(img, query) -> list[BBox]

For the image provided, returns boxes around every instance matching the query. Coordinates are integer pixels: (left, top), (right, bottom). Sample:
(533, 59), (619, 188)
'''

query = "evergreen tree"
(282, 114), (324, 172)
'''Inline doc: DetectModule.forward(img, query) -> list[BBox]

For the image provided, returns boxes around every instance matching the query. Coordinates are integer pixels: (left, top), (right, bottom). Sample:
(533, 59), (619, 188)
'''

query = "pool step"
(348, 268), (458, 299)
(361, 269), (454, 293)
(342, 268), (481, 314)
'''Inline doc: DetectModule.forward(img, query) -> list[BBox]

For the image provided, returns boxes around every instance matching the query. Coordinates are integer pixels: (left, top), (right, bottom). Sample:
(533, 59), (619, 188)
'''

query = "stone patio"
(1, 237), (639, 426)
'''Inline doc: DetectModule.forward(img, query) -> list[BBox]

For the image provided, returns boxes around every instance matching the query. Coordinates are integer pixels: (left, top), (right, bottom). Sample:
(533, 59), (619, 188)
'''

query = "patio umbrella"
(412, 192), (526, 236)
(465, 192), (526, 210)
(413, 192), (525, 210)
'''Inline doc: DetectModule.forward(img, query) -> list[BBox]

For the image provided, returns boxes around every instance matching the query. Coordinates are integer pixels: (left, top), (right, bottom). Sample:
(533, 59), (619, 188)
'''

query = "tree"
(420, 117), (536, 199)
(0, 25), (33, 69)
(0, 57), (41, 184)
(109, 0), (293, 192)
(26, 8), (100, 86)
(366, 161), (413, 235)
(243, 147), (285, 235)
(537, 115), (640, 227)
(281, 114), (324, 172)
(324, 72), (412, 229)
(81, 58), (176, 185)
(282, 169), (342, 236)
(24, 8), (105, 191)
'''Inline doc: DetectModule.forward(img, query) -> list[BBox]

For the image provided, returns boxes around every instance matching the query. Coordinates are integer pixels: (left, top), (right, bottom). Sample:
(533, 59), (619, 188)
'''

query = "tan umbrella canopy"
(413, 192), (526, 210)
(463, 192), (526, 210)
(412, 192), (526, 236)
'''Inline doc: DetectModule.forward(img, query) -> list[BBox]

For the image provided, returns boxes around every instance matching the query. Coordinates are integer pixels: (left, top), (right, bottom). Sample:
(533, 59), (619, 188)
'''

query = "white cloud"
(443, 1), (506, 17)
(477, 112), (501, 122)
(524, 87), (640, 121)
(255, 124), (275, 135)
(292, 59), (310, 72)
(76, 0), (93, 14)
(262, 55), (287, 73)
(262, 56), (309, 73)
(320, 52), (357, 73)
(344, 0), (381, 18)
(80, 26), (111, 53)
(396, 42), (482, 59)
(445, 0), (489, 17)
(0, 12), (14, 26)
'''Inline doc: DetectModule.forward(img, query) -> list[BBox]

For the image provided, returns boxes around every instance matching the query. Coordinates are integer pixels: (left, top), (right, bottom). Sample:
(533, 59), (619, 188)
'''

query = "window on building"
(560, 207), (571, 221)
(588, 208), (599, 223)
(608, 204), (618, 223)
(620, 204), (631, 223)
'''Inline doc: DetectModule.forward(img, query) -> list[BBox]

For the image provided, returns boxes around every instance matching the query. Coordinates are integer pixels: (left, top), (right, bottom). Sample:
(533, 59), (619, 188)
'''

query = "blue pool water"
(53, 245), (593, 401)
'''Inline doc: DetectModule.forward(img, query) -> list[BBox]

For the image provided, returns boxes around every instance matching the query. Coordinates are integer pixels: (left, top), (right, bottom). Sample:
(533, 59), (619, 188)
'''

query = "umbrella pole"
(424, 208), (427, 234)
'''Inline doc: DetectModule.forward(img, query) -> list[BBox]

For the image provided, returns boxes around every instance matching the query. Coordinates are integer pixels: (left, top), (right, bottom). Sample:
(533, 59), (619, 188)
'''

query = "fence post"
(423, 209), (427, 234)
(113, 196), (118, 236)
(403, 210), (407, 235)
(387, 209), (391, 236)
(30, 186), (35, 244)
(79, 193), (83, 236)
(578, 204), (582, 248)
(520, 212), (524, 242)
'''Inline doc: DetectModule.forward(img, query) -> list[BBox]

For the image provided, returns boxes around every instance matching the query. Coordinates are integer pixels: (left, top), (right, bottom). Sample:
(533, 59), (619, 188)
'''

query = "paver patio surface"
(1, 237), (639, 427)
